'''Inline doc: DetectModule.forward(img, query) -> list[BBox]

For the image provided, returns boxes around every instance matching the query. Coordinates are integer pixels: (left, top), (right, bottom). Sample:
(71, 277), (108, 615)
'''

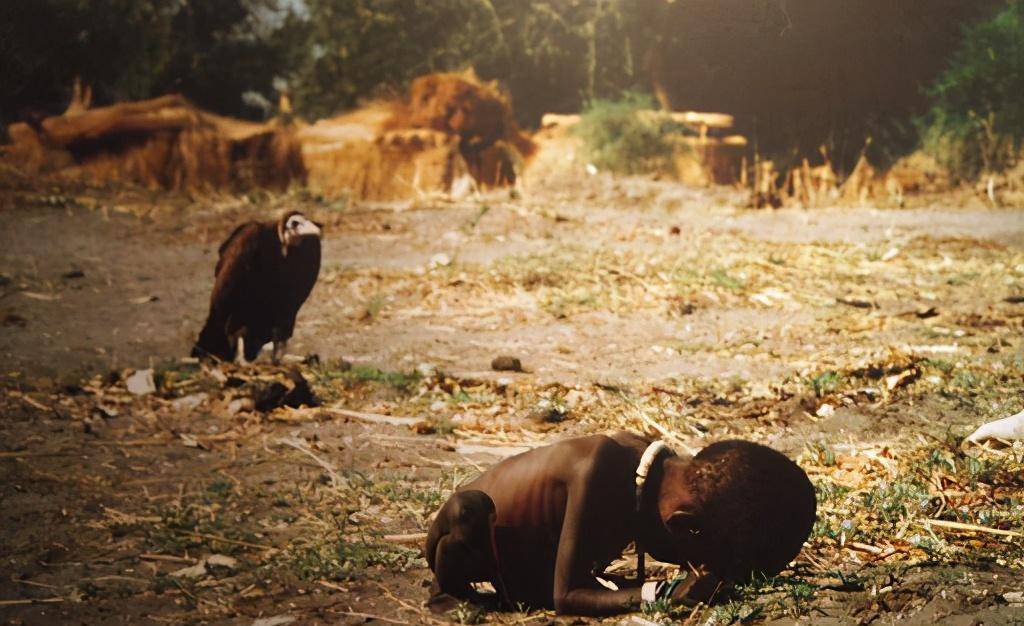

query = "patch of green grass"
(277, 533), (423, 582)
(860, 479), (931, 524)
(463, 204), (491, 233)
(574, 91), (685, 176)
(709, 268), (743, 291)
(923, 358), (956, 374)
(364, 294), (386, 320)
(347, 365), (420, 390)
(312, 361), (422, 395)
(642, 596), (693, 623)
(542, 288), (600, 318)
(806, 370), (842, 398)
(806, 442), (838, 467)
(344, 470), (450, 521)
(449, 602), (487, 625)
(814, 479), (850, 504)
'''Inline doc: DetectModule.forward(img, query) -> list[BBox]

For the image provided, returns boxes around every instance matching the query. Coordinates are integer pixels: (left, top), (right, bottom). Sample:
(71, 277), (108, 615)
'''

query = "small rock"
(416, 362), (437, 378)
(92, 404), (119, 419)
(3, 313), (27, 328)
(227, 397), (255, 416)
(815, 403), (835, 418)
(62, 269), (85, 280)
(205, 554), (238, 571)
(170, 554), (237, 580)
(170, 562), (208, 579)
(171, 393), (208, 413)
(1005, 591), (1024, 604)
(125, 369), (156, 396)
(491, 356), (523, 372)
(428, 252), (451, 269)
(563, 389), (586, 409)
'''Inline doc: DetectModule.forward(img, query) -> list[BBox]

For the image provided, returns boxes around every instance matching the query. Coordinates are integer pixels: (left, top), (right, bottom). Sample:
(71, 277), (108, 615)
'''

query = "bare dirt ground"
(1, 172), (1023, 625)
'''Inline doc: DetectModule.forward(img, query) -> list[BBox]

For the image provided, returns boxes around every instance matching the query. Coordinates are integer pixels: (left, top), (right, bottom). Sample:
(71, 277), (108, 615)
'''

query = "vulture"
(193, 211), (322, 363)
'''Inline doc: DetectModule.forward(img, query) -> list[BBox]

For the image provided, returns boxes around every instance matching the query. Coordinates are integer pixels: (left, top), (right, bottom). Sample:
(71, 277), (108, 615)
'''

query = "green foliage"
(921, 2), (1024, 178)
(0, 0), (298, 121)
(806, 371), (842, 398)
(291, 0), (507, 120)
(573, 92), (681, 175)
(280, 534), (422, 581)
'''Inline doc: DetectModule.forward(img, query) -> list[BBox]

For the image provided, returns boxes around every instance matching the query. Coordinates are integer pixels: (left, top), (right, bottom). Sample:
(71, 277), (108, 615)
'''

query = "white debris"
(170, 562), (207, 579)
(816, 403), (835, 418)
(205, 554), (238, 570)
(252, 617), (295, 626)
(125, 369), (156, 396)
(171, 392), (208, 413)
(428, 252), (451, 268)
(1004, 591), (1024, 604)
(170, 554), (238, 580)
(965, 409), (1024, 445)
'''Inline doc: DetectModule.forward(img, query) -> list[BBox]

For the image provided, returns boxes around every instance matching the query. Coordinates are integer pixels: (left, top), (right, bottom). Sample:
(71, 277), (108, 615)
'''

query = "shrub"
(920, 2), (1024, 179)
(573, 92), (687, 176)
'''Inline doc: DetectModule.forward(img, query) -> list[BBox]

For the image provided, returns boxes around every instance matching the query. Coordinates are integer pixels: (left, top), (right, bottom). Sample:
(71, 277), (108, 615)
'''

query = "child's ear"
(665, 510), (702, 535)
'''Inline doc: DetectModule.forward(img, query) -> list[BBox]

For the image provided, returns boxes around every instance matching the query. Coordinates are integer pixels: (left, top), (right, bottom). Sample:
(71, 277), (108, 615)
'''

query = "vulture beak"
(294, 218), (321, 237)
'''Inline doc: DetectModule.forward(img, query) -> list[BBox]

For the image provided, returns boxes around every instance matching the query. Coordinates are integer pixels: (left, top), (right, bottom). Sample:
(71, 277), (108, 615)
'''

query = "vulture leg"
(271, 339), (288, 365)
(235, 337), (250, 366)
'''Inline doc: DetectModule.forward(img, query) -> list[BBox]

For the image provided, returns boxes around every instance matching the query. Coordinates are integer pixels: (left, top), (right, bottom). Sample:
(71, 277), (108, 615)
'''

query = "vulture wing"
(194, 222), (267, 360)
(210, 222), (266, 320)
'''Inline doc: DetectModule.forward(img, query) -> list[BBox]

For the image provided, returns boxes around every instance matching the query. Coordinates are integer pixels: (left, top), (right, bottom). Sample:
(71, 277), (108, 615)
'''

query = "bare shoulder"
(606, 430), (655, 452)
(552, 433), (637, 480)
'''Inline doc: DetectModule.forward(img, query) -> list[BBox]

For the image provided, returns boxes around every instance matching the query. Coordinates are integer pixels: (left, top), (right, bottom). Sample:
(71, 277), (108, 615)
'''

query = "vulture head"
(278, 211), (322, 255)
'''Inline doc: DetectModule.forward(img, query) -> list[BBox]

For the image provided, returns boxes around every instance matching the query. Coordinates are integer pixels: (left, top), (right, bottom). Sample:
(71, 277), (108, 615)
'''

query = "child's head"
(659, 440), (817, 581)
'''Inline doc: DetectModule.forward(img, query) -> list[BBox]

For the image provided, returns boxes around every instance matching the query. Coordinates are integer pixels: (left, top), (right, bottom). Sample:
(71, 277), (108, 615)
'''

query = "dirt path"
(2, 180), (1023, 625)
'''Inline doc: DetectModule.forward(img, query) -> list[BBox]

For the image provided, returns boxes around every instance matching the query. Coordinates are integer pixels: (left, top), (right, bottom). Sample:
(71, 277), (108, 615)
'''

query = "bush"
(920, 2), (1024, 179)
(573, 92), (686, 176)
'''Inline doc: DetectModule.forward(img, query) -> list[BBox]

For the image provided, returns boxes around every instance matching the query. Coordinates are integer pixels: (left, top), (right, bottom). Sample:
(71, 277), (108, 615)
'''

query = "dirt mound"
(887, 151), (951, 194)
(303, 71), (535, 201)
(396, 72), (536, 163)
(303, 125), (472, 202)
(1, 72), (533, 201)
(1, 93), (304, 192)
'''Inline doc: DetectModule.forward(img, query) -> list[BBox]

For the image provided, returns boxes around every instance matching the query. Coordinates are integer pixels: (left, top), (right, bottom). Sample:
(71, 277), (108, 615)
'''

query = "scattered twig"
(321, 406), (421, 426)
(170, 529), (274, 551)
(382, 532), (428, 544)
(139, 553), (196, 564)
(918, 518), (1022, 539)
(339, 609), (411, 625)
(276, 437), (345, 489)
(0, 597), (65, 606)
